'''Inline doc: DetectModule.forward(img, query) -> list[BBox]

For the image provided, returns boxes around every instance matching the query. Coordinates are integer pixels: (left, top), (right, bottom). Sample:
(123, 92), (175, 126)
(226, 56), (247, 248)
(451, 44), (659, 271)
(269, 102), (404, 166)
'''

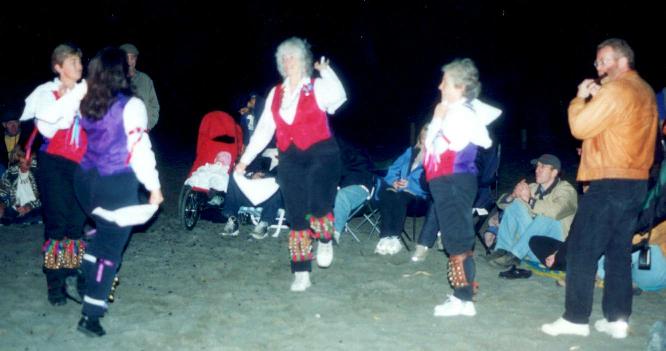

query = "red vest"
(272, 79), (331, 151)
(44, 91), (87, 163)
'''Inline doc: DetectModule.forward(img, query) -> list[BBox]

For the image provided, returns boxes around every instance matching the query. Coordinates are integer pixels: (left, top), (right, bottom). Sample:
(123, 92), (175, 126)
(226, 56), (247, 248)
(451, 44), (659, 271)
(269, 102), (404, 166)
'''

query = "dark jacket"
(1, 121), (35, 168)
(337, 137), (375, 190)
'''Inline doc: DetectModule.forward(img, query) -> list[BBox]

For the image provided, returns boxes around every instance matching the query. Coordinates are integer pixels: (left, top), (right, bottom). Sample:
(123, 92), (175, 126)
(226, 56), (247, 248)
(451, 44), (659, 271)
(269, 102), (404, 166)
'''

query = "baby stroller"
(178, 111), (243, 230)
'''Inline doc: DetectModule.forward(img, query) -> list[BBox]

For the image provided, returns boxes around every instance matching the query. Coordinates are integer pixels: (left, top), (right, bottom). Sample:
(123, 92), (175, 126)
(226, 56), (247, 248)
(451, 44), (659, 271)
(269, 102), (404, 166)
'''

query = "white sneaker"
(316, 241), (334, 268)
(290, 272), (312, 292)
(374, 237), (390, 255)
(433, 295), (476, 317)
(541, 317), (590, 337)
(220, 216), (239, 237)
(411, 244), (429, 262)
(250, 221), (269, 240)
(384, 236), (403, 255)
(594, 318), (629, 339)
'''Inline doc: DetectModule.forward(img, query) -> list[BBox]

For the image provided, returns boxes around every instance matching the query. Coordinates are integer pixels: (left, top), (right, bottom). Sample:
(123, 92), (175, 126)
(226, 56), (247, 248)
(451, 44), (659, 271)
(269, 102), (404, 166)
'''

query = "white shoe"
(541, 317), (590, 337)
(220, 216), (239, 237)
(374, 237), (390, 255)
(594, 318), (629, 339)
(433, 295), (476, 317)
(384, 236), (403, 255)
(250, 221), (269, 240)
(290, 272), (311, 292)
(411, 244), (429, 262)
(316, 241), (334, 268)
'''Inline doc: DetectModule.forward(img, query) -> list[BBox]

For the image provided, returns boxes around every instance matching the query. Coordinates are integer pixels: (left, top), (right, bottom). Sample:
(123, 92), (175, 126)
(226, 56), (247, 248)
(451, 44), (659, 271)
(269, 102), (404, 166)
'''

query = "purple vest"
(80, 95), (132, 175)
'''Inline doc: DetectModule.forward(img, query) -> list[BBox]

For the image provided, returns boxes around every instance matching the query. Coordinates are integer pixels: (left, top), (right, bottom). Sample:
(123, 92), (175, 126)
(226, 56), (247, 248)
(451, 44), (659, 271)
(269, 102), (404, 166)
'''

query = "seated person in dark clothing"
(2, 105), (36, 174)
(331, 136), (376, 244)
(375, 126), (429, 256)
(220, 146), (283, 239)
(529, 225), (666, 292)
(0, 146), (42, 225)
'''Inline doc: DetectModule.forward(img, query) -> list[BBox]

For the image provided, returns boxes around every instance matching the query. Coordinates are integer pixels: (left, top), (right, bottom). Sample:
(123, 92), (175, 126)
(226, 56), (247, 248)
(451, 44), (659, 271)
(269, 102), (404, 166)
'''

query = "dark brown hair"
(80, 47), (133, 120)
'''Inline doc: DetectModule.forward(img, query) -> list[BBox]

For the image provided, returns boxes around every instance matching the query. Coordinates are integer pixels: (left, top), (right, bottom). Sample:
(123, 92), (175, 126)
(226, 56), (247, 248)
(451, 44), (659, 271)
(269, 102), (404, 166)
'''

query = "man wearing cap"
(1, 107), (32, 172)
(486, 153), (578, 268)
(119, 43), (160, 130)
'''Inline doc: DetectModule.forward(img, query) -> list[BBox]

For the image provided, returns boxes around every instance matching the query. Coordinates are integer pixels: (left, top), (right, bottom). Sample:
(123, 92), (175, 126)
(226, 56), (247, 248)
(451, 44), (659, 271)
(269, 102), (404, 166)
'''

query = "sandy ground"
(1, 139), (665, 351)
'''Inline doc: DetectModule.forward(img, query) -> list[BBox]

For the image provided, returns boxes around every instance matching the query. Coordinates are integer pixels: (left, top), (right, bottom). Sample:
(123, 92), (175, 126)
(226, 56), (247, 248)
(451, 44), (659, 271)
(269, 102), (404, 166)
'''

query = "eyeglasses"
(593, 57), (615, 68)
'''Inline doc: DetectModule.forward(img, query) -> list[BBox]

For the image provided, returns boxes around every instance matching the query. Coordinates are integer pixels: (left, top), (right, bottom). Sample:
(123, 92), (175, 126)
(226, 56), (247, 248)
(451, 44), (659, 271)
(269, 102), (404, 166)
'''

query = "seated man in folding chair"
(486, 154), (578, 269)
(331, 136), (375, 246)
(220, 145), (284, 239)
(375, 125), (429, 256)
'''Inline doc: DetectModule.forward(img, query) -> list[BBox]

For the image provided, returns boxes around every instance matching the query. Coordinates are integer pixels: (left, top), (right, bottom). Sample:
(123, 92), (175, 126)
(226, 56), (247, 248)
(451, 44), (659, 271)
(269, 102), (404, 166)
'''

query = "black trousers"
(529, 236), (567, 271)
(36, 151), (86, 241)
(564, 179), (646, 324)
(276, 139), (341, 231)
(74, 168), (139, 318)
(429, 173), (477, 301)
(378, 188), (419, 237)
(37, 152), (87, 294)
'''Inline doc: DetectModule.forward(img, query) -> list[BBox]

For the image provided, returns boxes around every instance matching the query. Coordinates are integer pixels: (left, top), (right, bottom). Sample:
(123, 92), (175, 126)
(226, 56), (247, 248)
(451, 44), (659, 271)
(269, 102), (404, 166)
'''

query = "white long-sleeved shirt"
(21, 78), (87, 138)
(424, 99), (498, 157)
(122, 97), (161, 191)
(239, 67), (347, 165)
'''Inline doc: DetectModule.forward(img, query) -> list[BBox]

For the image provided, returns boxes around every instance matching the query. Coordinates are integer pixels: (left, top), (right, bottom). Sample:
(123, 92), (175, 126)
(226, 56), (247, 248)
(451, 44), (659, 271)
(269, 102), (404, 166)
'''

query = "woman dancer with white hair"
(424, 58), (500, 317)
(236, 37), (347, 291)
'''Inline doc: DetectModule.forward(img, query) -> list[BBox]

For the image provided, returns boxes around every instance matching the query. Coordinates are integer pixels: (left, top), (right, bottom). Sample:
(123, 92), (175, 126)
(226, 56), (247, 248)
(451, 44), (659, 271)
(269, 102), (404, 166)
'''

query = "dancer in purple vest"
(236, 37), (347, 291)
(73, 47), (163, 336)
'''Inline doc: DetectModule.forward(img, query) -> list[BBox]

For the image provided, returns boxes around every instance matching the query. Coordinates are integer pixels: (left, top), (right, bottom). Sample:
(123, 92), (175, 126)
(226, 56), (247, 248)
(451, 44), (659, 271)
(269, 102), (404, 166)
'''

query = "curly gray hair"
(442, 58), (481, 100)
(275, 37), (313, 79)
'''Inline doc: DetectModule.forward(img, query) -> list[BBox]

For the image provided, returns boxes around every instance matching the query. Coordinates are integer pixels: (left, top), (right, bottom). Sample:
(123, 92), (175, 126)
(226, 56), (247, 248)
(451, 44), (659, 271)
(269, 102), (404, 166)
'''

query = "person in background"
(221, 148), (283, 239)
(235, 37), (346, 292)
(542, 38), (657, 339)
(2, 105), (31, 172)
(74, 47), (163, 337)
(374, 125), (429, 256)
(0, 146), (41, 226)
(486, 154), (577, 269)
(331, 136), (375, 247)
(119, 43), (160, 131)
(238, 93), (265, 147)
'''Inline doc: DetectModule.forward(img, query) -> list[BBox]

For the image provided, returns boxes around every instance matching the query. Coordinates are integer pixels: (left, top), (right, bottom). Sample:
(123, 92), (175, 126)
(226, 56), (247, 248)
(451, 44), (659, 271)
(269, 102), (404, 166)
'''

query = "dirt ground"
(1, 138), (664, 351)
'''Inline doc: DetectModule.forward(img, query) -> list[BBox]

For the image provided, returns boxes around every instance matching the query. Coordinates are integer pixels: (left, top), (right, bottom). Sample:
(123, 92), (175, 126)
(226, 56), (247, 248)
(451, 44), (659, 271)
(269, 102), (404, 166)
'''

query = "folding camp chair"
(344, 188), (380, 242)
(400, 198), (431, 251)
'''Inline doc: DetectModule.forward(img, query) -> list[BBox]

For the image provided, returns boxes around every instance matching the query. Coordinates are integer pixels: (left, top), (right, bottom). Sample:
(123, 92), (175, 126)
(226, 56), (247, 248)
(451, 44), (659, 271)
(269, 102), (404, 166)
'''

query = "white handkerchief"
(92, 204), (159, 227)
(471, 99), (502, 126)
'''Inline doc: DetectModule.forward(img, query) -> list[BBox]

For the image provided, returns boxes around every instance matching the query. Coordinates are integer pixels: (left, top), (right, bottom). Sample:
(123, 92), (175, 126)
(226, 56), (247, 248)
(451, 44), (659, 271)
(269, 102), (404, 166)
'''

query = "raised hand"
(314, 56), (329, 72)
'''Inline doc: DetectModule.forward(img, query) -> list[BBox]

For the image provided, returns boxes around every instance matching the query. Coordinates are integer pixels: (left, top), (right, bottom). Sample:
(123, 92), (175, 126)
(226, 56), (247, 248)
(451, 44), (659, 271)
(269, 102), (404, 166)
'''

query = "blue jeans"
(598, 245), (666, 292)
(333, 185), (369, 234)
(495, 200), (563, 261)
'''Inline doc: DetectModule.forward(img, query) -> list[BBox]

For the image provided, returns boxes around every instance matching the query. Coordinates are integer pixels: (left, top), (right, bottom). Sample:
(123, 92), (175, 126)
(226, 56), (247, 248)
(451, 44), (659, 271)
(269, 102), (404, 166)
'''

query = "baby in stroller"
(179, 111), (243, 229)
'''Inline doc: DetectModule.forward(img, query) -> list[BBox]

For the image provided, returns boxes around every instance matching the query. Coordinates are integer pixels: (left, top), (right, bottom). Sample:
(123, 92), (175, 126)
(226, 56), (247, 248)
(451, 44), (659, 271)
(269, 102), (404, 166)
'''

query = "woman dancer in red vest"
(236, 37), (347, 291)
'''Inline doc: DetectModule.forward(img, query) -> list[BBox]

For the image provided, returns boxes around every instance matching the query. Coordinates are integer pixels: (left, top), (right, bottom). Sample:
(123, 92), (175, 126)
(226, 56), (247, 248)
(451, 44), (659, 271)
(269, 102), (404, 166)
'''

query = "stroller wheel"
(179, 185), (201, 230)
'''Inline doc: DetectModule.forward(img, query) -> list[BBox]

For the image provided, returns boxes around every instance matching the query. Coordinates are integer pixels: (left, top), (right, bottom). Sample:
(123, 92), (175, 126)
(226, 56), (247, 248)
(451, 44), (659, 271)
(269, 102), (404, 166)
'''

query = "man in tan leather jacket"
(542, 39), (658, 339)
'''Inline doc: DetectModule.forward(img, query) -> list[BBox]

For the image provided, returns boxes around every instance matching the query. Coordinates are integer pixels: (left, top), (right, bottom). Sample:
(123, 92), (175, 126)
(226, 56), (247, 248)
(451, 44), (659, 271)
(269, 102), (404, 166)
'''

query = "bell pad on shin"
(448, 251), (473, 289)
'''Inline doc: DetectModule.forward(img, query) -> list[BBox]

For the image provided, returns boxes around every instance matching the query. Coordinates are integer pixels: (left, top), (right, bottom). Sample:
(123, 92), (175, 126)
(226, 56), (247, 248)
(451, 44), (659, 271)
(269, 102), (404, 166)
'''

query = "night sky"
(2, 1), (665, 158)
